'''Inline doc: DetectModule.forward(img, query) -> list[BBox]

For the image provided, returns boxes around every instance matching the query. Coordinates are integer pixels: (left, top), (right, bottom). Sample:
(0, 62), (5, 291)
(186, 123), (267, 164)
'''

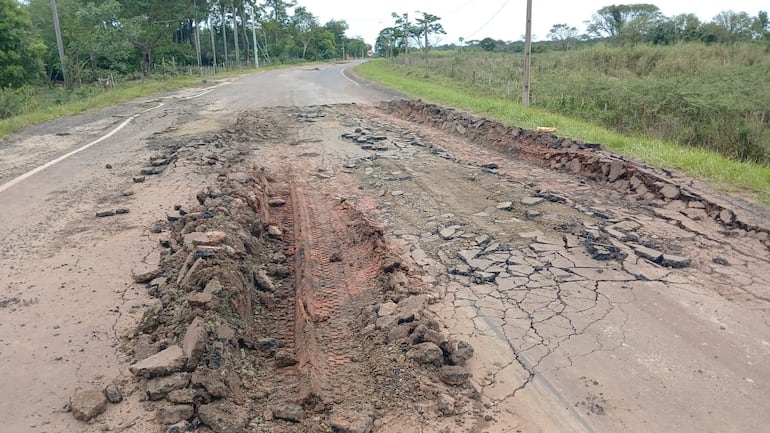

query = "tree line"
(1, 0), (369, 89)
(375, 12), (446, 59)
(373, 4), (770, 55)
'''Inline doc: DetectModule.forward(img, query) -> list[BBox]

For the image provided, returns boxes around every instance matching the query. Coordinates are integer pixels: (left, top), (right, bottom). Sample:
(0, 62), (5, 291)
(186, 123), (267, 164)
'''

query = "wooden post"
(522, 0), (533, 107)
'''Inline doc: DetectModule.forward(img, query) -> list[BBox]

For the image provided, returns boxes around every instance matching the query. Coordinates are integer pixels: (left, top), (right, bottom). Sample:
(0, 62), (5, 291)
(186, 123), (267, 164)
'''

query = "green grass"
(357, 59), (770, 206)
(0, 77), (199, 138)
(0, 64), (291, 140)
(401, 45), (770, 163)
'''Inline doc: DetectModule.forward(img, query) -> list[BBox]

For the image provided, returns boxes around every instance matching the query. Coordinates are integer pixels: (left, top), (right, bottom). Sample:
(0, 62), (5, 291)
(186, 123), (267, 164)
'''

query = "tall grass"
(357, 59), (770, 207)
(388, 43), (770, 163)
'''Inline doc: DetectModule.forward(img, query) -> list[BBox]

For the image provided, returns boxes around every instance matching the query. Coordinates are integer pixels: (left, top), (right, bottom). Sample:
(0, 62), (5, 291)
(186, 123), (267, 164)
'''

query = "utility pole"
(423, 16), (429, 76)
(195, 21), (202, 67)
(232, 5), (240, 66)
(251, 5), (258, 68)
(50, 0), (66, 83)
(209, 16), (217, 73)
(193, 0), (201, 68)
(221, 6), (228, 68)
(404, 13), (409, 60)
(522, 0), (533, 107)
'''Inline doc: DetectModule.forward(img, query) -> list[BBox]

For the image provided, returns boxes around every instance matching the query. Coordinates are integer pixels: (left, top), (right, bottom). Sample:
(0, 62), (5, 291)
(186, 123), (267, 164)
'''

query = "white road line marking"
(181, 88), (215, 100)
(0, 103), (165, 194)
(341, 67), (360, 86)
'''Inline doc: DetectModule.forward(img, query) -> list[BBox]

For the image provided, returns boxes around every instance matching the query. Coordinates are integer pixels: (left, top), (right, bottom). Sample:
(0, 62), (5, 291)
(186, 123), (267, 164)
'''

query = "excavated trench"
(123, 109), (480, 433)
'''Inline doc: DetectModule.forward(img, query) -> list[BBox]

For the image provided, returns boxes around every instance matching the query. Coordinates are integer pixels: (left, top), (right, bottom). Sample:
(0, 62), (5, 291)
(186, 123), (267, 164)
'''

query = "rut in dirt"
(114, 106), (480, 433)
(288, 178), (384, 401)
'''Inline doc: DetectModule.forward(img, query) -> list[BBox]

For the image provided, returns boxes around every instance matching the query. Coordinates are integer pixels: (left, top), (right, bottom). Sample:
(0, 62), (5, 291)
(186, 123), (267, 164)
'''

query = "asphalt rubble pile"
(127, 165), (295, 433)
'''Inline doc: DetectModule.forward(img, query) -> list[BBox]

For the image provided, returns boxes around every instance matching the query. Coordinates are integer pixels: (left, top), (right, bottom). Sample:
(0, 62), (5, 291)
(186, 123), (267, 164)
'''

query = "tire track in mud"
(274, 165), (393, 408)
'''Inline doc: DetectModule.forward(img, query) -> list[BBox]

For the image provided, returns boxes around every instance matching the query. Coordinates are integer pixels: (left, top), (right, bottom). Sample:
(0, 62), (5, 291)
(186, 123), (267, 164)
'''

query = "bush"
(0, 86), (36, 119)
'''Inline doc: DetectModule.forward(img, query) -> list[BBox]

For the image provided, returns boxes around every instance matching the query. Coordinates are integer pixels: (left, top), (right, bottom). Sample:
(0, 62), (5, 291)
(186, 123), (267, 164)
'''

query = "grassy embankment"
(356, 45), (770, 206)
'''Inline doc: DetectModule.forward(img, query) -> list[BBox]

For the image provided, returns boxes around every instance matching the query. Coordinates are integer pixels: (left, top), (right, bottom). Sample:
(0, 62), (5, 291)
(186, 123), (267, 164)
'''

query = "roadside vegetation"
(1, 74), (219, 138)
(364, 4), (770, 205)
(0, 0), (366, 137)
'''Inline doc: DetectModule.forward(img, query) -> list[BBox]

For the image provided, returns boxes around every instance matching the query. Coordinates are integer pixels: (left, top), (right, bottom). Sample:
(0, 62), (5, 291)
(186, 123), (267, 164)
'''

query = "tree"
(310, 26), (335, 60)
(414, 12), (445, 52)
(754, 11), (769, 40)
(587, 4), (661, 38)
(65, 0), (132, 84)
(345, 37), (368, 58)
(479, 37), (496, 52)
(324, 19), (348, 58)
(672, 13), (702, 42)
(121, 0), (199, 76)
(548, 24), (578, 50)
(391, 12), (411, 55)
(292, 6), (317, 59)
(375, 27), (398, 57)
(263, 0), (295, 23)
(618, 8), (664, 44)
(257, 0), (297, 61)
(0, 0), (46, 87)
(712, 10), (754, 41)
(699, 22), (731, 44)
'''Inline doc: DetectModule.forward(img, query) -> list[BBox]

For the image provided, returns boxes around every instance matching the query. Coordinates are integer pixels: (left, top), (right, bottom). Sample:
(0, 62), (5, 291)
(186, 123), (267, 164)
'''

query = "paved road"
(0, 61), (768, 433)
(0, 61), (392, 433)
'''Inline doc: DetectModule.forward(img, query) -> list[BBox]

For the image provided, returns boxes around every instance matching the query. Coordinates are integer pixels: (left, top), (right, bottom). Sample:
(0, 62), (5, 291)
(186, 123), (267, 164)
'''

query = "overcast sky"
(294, 0), (769, 46)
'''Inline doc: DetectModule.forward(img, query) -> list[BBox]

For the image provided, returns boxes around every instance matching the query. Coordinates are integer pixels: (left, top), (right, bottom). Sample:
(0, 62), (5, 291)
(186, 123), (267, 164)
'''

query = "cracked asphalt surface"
(0, 62), (768, 433)
(344, 103), (770, 433)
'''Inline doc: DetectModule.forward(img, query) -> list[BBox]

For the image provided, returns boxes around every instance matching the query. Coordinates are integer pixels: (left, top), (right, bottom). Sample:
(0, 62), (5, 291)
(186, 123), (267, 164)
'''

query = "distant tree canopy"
(0, 0), (46, 88)
(587, 4), (662, 38)
(10, 0), (367, 88)
(479, 37), (497, 52)
(375, 11), (445, 57)
(548, 24), (579, 50)
(584, 5), (770, 46)
(427, 4), (770, 53)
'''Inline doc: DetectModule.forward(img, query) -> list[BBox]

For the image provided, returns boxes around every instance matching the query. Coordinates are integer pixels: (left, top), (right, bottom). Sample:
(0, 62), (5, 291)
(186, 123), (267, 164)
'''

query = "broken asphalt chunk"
(103, 384), (123, 404)
(632, 245), (664, 262)
(70, 388), (108, 421)
(661, 254), (691, 268)
(129, 346), (186, 377)
(521, 197), (544, 206)
(439, 365), (471, 385)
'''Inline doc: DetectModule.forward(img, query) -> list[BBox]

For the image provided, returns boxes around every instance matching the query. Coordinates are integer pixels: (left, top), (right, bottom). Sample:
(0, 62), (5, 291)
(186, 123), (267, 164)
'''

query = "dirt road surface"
(1, 62), (768, 433)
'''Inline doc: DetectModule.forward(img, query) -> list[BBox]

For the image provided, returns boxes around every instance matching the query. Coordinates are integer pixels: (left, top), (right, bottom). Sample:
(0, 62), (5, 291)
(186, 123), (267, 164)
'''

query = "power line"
(464, 0), (512, 39)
